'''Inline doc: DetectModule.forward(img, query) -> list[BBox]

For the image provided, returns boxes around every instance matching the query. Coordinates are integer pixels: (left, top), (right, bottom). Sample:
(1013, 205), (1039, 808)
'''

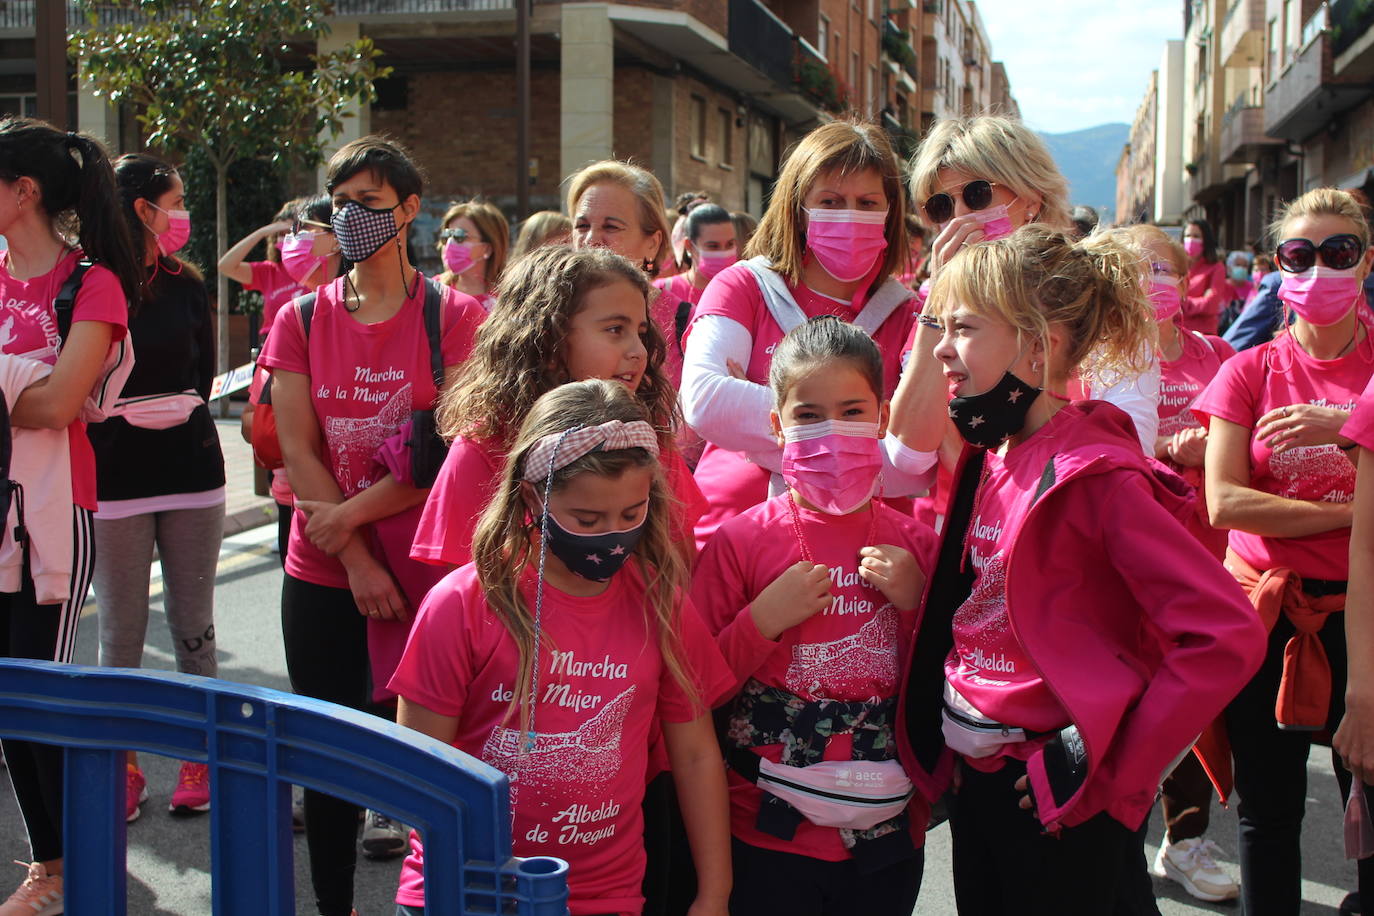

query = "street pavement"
(0, 422), (1360, 912)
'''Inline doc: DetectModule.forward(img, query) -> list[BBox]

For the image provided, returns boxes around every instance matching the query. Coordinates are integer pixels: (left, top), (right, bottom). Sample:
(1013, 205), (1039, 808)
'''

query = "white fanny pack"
(730, 748), (914, 831)
(110, 390), (204, 430)
(941, 680), (1047, 759)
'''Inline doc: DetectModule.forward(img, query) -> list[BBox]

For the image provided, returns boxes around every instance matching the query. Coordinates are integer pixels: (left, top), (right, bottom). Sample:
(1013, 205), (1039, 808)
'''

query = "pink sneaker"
(169, 761), (210, 816)
(125, 765), (148, 824)
(0, 861), (63, 916)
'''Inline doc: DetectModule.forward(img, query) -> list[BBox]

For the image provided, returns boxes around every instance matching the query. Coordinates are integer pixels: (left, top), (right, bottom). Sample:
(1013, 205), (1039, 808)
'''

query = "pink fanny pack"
(941, 679), (1050, 759)
(110, 390), (204, 430)
(730, 749), (914, 830)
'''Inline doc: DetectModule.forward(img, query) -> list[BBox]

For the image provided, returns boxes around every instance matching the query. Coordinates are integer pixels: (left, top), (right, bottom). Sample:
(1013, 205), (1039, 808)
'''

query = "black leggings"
(1226, 610), (1374, 915)
(282, 573), (387, 916)
(0, 506), (94, 863)
(728, 836), (922, 916)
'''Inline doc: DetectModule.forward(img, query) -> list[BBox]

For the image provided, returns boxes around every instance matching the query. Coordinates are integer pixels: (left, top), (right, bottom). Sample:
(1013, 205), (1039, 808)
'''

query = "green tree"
(70, 0), (388, 383)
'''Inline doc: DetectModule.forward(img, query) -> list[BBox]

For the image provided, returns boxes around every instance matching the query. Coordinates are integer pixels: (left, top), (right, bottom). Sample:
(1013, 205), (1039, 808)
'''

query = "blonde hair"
(566, 161), (671, 275)
(471, 379), (696, 732)
(435, 200), (510, 289)
(1269, 187), (1371, 249)
(435, 244), (677, 448)
(928, 225), (1156, 386)
(908, 116), (1071, 233)
(1117, 224), (1188, 278)
(511, 210), (572, 263)
(746, 119), (909, 291)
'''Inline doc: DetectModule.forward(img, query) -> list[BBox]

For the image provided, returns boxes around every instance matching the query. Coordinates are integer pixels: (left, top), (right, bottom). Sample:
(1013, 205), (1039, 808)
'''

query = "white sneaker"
(360, 809), (406, 860)
(1152, 836), (1240, 902)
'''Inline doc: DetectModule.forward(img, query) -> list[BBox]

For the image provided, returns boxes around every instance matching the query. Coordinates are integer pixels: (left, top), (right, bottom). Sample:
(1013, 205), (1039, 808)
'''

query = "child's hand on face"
(750, 560), (833, 640)
(858, 544), (925, 611)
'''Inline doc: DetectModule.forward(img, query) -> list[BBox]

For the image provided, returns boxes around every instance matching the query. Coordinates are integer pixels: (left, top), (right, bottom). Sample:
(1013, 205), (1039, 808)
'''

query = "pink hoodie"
(898, 402), (1265, 834)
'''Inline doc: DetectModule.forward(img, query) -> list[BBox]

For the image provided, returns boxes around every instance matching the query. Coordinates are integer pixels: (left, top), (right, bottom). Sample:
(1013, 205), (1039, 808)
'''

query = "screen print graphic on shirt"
(0, 299), (61, 363)
(1264, 397), (1358, 504)
(321, 380), (411, 494)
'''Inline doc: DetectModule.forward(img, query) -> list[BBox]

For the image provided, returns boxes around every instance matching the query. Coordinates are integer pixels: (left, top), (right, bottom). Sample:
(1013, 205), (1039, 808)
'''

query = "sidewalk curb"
(224, 500), (277, 537)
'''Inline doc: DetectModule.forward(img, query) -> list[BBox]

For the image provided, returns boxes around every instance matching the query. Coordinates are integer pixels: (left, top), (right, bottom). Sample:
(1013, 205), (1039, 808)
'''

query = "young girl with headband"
(391, 379), (733, 916)
(899, 226), (1264, 913)
(1195, 187), (1374, 913)
(693, 317), (938, 914)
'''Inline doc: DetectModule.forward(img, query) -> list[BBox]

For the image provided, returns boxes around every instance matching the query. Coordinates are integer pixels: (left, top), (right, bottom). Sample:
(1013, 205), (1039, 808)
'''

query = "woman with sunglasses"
(1194, 187), (1374, 915)
(219, 196), (341, 338)
(1181, 220), (1228, 336)
(679, 119), (935, 551)
(434, 199), (507, 311)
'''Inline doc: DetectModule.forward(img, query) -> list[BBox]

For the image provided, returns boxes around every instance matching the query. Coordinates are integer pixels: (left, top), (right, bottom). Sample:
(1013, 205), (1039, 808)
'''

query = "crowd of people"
(0, 109), (1369, 916)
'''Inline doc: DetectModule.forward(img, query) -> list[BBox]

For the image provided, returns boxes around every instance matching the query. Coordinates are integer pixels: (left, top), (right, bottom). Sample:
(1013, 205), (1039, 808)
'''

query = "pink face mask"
(280, 231), (327, 285)
(804, 208), (889, 283)
(780, 419), (883, 515)
(1279, 265), (1363, 327)
(694, 248), (737, 278)
(1149, 280), (1182, 322)
(1183, 237), (1204, 259)
(149, 203), (190, 256)
(973, 203), (1015, 242)
(443, 240), (479, 275)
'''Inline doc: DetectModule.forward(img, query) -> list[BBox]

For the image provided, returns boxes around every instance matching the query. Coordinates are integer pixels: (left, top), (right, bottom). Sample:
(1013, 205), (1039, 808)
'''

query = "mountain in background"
(1038, 123), (1129, 221)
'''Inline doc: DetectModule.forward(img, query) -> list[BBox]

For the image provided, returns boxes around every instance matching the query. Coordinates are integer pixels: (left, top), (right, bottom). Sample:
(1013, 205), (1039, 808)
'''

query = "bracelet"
(917, 314), (941, 331)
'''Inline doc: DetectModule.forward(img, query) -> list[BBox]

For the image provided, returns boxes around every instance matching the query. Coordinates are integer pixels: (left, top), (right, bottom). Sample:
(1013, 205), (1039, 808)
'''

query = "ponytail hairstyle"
(1268, 186), (1371, 250)
(0, 117), (142, 307)
(769, 315), (884, 407)
(114, 153), (203, 289)
(566, 160), (671, 276)
(928, 225), (1156, 387)
(435, 244), (677, 448)
(682, 203), (734, 269)
(472, 378), (695, 733)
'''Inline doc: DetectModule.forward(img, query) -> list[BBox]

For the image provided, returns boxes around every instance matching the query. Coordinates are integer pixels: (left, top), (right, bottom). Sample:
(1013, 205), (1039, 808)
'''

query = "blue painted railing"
(0, 659), (568, 915)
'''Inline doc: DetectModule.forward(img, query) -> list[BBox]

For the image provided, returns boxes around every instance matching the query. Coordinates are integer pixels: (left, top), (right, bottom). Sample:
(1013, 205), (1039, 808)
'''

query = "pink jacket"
(897, 402), (1265, 833)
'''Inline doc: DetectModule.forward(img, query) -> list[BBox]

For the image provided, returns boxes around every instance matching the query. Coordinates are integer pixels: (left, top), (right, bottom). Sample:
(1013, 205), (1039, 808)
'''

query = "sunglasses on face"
(1276, 234), (1365, 273)
(289, 218), (333, 235)
(922, 179), (1001, 225)
(440, 227), (471, 243)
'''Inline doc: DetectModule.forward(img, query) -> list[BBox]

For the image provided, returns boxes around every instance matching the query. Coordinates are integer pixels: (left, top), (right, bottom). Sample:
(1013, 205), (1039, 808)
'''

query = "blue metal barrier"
(0, 659), (569, 915)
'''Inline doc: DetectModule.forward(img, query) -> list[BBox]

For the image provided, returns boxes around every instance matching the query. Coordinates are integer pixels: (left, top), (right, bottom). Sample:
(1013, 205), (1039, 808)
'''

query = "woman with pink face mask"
(1194, 188), (1374, 915)
(434, 199), (508, 311)
(92, 153), (227, 824)
(219, 195), (341, 340)
(1181, 219), (1229, 335)
(680, 119), (935, 552)
(653, 203), (737, 390)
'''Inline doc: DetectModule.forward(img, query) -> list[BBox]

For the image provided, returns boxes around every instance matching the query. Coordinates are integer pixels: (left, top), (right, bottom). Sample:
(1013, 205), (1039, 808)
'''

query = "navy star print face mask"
(543, 511), (646, 582)
(947, 369), (1042, 449)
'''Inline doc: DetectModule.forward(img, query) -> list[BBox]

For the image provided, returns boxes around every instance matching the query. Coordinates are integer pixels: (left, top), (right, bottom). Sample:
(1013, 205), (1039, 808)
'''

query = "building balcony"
(881, 18), (920, 79)
(1220, 0), (1264, 69)
(1333, 0), (1374, 79)
(1186, 155), (1227, 205)
(1264, 8), (1369, 141)
(1220, 92), (1282, 163)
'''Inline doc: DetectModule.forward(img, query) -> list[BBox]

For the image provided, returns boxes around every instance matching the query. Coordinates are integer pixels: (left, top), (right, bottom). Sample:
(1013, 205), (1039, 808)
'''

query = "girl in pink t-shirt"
(694, 318), (937, 915)
(652, 203), (738, 390)
(1194, 188), (1374, 914)
(899, 226), (1263, 913)
(258, 136), (484, 916)
(0, 117), (143, 915)
(681, 121), (932, 552)
(413, 244), (704, 571)
(392, 379), (733, 916)
(1182, 219), (1229, 335)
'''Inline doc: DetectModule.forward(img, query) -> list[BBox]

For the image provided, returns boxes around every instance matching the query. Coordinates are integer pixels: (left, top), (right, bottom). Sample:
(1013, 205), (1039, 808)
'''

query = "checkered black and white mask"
(330, 200), (401, 263)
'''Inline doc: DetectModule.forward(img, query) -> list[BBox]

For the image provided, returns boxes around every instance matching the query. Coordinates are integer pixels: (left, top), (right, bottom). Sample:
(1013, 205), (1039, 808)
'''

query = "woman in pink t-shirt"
(1334, 375), (1374, 792)
(0, 117), (143, 914)
(695, 318), (938, 914)
(1181, 219), (1229, 335)
(393, 379), (733, 916)
(258, 135), (484, 916)
(681, 120), (933, 551)
(652, 203), (737, 391)
(1195, 188), (1374, 915)
(434, 199), (507, 311)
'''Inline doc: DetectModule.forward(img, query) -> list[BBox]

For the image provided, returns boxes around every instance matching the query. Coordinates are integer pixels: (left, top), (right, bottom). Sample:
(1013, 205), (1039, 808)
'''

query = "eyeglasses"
(440, 227), (470, 243)
(289, 218), (332, 235)
(1276, 234), (1365, 273)
(921, 179), (1000, 225)
(1150, 261), (1179, 279)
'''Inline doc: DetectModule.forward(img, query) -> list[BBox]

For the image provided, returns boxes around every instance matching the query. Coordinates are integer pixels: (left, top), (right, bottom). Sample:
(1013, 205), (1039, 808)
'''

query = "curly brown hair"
(436, 244), (679, 449)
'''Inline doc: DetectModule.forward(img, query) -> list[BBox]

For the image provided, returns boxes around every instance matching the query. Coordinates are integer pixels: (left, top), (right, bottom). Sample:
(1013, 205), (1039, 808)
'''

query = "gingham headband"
(521, 420), (660, 482)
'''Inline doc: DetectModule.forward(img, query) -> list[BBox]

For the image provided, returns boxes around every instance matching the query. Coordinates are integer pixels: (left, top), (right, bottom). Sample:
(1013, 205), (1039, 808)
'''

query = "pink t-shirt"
(246, 260), (304, 337)
(388, 563), (733, 915)
(1193, 329), (1374, 579)
(259, 277), (483, 588)
(1183, 260), (1229, 335)
(693, 494), (937, 861)
(411, 434), (706, 569)
(944, 419), (1074, 764)
(687, 262), (917, 547)
(650, 276), (701, 391)
(1343, 373), (1374, 450)
(0, 250), (130, 511)
(1158, 331), (1234, 558)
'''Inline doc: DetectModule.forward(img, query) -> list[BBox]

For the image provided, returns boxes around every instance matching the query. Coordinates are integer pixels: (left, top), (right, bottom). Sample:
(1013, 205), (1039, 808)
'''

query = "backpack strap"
(422, 279), (445, 388)
(54, 260), (93, 343)
(260, 292), (319, 406)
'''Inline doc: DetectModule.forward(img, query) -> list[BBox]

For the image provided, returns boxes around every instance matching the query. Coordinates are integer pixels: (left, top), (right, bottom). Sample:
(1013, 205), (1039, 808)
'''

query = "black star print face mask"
(947, 367), (1042, 449)
(542, 511), (646, 582)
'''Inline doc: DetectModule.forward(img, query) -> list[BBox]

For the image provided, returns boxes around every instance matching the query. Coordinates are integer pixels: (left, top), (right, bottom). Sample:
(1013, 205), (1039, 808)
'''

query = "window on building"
(718, 108), (734, 166)
(690, 95), (706, 159)
(0, 95), (36, 119)
(819, 15), (829, 58)
(868, 66), (877, 116)
(867, 0), (876, 21)
(1267, 18), (1278, 82)
(851, 51), (860, 93)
